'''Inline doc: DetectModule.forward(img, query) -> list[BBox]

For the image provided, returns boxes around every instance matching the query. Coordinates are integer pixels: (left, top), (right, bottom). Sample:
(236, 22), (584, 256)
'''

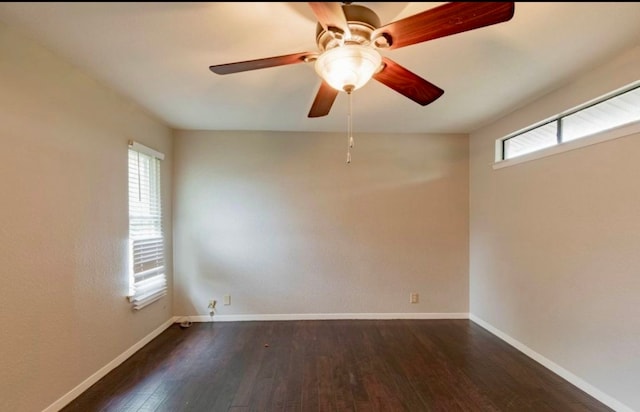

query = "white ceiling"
(1, 2), (639, 134)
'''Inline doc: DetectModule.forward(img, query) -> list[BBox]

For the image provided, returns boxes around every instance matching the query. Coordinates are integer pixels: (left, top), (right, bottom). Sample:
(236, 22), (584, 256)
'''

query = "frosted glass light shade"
(315, 45), (382, 92)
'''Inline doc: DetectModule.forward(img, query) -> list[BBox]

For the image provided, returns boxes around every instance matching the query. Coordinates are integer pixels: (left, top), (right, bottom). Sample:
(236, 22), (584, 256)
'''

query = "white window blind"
(498, 82), (640, 161)
(128, 141), (166, 310)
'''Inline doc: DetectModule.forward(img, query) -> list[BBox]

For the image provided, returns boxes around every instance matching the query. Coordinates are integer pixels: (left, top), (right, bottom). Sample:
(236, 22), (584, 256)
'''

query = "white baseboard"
(177, 312), (469, 322)
(43, 316), (178, 412)
(469, 314), (633, 412)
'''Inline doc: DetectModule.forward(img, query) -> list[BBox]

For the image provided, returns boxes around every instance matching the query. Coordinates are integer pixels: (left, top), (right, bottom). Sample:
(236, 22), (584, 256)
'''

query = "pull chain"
(346, 89), (353, 164)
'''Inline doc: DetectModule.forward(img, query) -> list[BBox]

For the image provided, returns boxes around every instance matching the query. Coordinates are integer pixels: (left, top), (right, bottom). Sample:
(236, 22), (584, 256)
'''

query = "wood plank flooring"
(61, 319), (613, 412)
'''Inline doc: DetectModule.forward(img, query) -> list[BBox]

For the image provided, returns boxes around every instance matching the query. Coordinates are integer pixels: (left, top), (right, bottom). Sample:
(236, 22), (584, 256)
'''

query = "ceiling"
(1, 2), (639, 134)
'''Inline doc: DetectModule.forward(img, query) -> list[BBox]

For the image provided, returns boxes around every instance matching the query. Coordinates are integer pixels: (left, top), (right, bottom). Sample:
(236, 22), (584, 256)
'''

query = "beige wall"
(469, 45), (640, 410)
(0, 24), (173, 412)
(173, 130), (469, 317)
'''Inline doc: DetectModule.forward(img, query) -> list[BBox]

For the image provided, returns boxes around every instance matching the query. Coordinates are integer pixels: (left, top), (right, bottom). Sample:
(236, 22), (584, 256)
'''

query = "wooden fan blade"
(308, 80), (339, 118)
(308, 2), (351, 39)
(373, 57), (444, 106)
(373, 2), (515, 50)
(209, 52), (315, 75)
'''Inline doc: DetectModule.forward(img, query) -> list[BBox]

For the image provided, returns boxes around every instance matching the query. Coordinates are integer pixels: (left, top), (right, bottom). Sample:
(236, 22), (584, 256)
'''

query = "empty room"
(0, 2), (638, 412)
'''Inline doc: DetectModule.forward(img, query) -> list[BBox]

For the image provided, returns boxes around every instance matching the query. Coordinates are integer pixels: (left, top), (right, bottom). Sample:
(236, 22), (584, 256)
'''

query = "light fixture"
(314, 44), (382, 164)
(314, 44), (382, 93)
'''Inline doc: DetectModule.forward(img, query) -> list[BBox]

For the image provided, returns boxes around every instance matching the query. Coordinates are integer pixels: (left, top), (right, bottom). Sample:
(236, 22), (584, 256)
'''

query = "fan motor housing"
(315, 4), (381, 51)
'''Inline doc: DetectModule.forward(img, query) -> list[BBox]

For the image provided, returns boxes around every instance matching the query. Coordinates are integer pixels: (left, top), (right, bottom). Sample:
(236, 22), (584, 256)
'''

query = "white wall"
(173, 130), (469, 318)
(0, 24), (173, 412)
(469, 45), (640, 411)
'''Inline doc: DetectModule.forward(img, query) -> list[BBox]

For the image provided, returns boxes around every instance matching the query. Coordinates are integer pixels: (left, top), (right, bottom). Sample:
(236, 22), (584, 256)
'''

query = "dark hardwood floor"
(61, 319), (612, 412)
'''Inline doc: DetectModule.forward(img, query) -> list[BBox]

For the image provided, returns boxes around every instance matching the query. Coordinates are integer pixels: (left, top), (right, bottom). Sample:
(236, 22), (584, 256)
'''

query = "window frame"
(127, 140), (166, 310)
(496, 82), (640, 164)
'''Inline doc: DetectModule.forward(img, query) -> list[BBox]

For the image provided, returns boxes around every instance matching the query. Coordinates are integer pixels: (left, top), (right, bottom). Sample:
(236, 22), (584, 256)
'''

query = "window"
(498, 83), (640, 161)
(128, 141), (166, 310)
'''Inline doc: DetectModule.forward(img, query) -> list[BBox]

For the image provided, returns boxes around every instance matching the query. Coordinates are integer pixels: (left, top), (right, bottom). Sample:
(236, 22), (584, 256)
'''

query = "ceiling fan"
(209, 2), (515, 118)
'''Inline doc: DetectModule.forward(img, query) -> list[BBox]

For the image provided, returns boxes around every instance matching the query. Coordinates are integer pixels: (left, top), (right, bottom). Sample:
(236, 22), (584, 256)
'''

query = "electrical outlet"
(223, 295), (231, 305)
(410, 293), (419, 304)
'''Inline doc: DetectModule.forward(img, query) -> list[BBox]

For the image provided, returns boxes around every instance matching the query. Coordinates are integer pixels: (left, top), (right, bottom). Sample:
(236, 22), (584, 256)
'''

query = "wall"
(0, 24), (173, 412)
(173, 130), (469, 318)
(469, 45), (640, 411)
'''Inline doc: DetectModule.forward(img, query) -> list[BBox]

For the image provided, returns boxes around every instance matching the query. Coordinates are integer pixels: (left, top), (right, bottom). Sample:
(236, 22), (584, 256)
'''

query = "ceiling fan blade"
(209, 52), (316, 75)
(373, 57), (444, 106)
(308, 80), (339, 118)
(373, 2), (515, 50)
(308, 2), (351, 39)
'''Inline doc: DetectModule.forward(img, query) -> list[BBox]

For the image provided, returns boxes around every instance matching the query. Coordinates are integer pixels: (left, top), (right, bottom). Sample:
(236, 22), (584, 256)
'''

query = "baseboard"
(177, 312), (469, 322)
(469, 313), (633, 412)
(43, 316), (178, 412)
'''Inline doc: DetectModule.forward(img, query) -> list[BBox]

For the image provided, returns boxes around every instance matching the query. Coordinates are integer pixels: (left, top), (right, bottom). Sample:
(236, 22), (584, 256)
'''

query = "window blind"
(128, 142), (166, 310)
